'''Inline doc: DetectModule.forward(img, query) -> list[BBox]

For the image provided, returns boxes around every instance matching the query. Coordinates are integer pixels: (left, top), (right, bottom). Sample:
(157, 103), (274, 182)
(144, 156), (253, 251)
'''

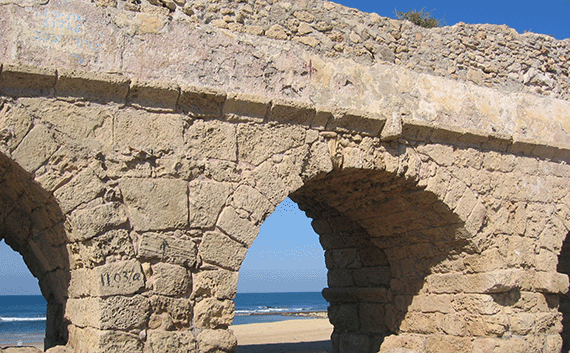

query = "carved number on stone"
(100, 271), (142, 287)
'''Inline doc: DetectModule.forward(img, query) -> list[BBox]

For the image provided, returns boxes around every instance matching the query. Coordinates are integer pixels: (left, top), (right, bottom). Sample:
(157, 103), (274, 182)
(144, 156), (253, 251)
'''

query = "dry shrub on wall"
(394, 7), (445, 28)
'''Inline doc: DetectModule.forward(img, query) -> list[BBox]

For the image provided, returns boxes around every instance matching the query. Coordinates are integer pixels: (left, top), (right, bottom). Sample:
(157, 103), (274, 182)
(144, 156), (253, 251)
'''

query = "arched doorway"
(287, 168), (467, 352)
(0, 153), (70, 349)
(558, 232), (570, 352)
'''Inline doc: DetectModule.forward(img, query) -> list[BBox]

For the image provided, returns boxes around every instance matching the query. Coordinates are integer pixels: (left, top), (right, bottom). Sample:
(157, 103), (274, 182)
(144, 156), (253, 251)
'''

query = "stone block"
(114, 109), (184, 154)
(510, 313), (536, 335)
(146, 331), (196, 353)
(72, 229), (134, 268)
(223, 92), (270, 122)
(237, 123), (305, 166)
(189, 179), (233, 228)
(67, 325), (143, 353)
(328, 303), (358, 331)
(338, 332), (371, 352)
(192, 269), (238, 299)
(426, 334), (471, 353)
(138, 232), (197, 268)
(120, 178), (188, 231)
(197, 329), (238, 353)
(216, 206), (259, 247)
(54, 168), (106, 214)
(65, 295), (149, 330)
(193, 298), (234, 329)
(419, 294), (452, 314)
(55, 69), (130, 102)
(68, 202), (128, 242)
(150, 263), (191, 296)
(463, 269), (527, 294)
(199, 231), (248, 271)
(185, 119), (237, 161)
(69, 260), (145, 297)
(452, 294), (500, 315)
(472, 337), (527, 353)
(149, 295), (192, 326)
(379, 334), (426, 352)
(177, 85), (226, 118)
(533, 271), (569, 294)
(267, 98), (316, 125)
(0, 64), (56, 94)
(327, 108), (385, 136)
(359, 302), (387, 333)
(11, 124), (59, 173)
(229, 184), (274, 224)
(127, 79), (179, 111)
(426, 273), (464, 294)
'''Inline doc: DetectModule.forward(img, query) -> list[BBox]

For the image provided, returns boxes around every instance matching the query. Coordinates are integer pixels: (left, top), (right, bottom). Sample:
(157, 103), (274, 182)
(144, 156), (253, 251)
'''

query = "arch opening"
(558, 231), (570, 351)
(288, 168), (468, 352)
(0, 153), (70, 350)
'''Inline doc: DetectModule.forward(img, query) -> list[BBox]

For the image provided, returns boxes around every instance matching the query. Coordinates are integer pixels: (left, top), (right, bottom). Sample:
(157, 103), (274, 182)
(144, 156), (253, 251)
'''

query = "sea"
(0, 292), (328, 346)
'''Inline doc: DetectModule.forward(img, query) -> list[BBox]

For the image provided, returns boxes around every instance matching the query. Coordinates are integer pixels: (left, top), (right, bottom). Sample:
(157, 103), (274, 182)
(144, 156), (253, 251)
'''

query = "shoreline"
(235, 310), (328, 318)
(2, 316), (332, 352)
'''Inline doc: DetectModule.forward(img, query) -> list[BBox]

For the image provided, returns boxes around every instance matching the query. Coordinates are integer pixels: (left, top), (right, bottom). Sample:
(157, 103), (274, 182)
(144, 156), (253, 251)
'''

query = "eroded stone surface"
(1, 0), (570, 352)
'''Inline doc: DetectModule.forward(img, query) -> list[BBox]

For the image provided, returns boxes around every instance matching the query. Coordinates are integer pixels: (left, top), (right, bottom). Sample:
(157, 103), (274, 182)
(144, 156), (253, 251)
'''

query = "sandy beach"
(2, 318), (333, 353)
(232, 318), (333, 353)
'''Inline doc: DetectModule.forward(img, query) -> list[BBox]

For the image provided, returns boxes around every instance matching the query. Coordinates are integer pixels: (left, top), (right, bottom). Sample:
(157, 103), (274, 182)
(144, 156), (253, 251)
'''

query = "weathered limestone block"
(185, 119), (237, 161)
(128, 79), (179, 111)
(223, 93), (270, 122)
(197, 329), (238, 353)
(237, 124), (305, 166)
(379, 334), (426, 352)
(11, 124), (59, 173)
(67, 325), (143, 353)
(229, 184), (274, 224)
(0, 64), (55, 92)
(66, 295), (150, 330)
(193, 298), (235, 329)
(26, 100), (114, 150)
(149, 295), (192, 327)
(0, 103), (33, 152)
(55, 70), (130, 102)
(138, 232), (197, 267)
(146, 331), (196, 353)
(114, 109), (184, 154)
(425, 334), (472, 353)
(192, 269), (238, 300)
(150, 263), (191, 296)
(69, 260), (145, 297)
(120, 178), (189, 231)
(67, 202), (128, 242)
(328, 303), (358, 331)
(452, 294), (500, 315)
(177, 85), (226, 118)
(70, 229), (134, 268)
(463, 269), (528, 293)
(216, 206), (259, 247)
(199, 231), (247, 271)
(267, 98), (316, 125)
(53, 167), (106, 214)
(189, 179), (233, 228)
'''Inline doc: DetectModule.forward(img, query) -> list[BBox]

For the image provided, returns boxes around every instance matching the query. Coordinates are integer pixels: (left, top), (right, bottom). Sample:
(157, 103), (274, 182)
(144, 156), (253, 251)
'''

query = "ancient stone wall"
(1, 0), (570, 352)
(0, 66), (569, 353)
(9, 0), (568, 99)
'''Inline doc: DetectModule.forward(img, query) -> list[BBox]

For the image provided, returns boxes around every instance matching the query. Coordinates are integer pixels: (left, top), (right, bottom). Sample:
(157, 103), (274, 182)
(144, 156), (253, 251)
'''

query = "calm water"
(0, 292), (328, 345)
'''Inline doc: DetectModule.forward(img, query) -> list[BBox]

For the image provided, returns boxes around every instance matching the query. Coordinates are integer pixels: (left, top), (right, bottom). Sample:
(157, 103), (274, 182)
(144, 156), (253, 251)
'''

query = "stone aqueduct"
(1, 0), (570, 352)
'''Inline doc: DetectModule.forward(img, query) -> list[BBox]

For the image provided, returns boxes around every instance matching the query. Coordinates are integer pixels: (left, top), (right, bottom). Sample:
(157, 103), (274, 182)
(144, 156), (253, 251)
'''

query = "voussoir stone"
(120, 178), (189, 231)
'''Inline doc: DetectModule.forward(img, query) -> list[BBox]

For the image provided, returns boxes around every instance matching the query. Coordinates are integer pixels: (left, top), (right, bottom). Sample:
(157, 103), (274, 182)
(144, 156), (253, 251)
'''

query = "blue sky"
(1, 0), (568, 295)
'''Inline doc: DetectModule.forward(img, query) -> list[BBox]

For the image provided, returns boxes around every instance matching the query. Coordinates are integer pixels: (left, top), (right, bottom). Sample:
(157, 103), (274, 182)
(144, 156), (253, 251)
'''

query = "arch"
(558, 232), (570, 351)
(0, 152), (70, 349)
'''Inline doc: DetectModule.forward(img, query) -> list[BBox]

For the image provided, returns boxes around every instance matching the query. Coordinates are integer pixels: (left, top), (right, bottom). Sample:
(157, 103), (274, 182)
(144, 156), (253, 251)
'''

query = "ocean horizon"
(0, 292), (329, 346)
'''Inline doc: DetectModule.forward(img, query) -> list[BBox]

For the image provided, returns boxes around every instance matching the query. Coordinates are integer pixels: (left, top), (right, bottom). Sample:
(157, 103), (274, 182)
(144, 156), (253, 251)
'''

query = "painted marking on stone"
(100, 270), (143, 287)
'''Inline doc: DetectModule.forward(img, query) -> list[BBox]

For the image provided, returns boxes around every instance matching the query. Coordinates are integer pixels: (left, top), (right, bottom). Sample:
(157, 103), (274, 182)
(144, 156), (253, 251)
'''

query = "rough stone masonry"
(0, 0), (570, 352)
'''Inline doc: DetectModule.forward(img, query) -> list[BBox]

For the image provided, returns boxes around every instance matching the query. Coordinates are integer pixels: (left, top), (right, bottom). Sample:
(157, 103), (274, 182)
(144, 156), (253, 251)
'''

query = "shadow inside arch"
(0, 153), (70, 350)
(289, 168), (470, 352)
(558, 231), (570, 352)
